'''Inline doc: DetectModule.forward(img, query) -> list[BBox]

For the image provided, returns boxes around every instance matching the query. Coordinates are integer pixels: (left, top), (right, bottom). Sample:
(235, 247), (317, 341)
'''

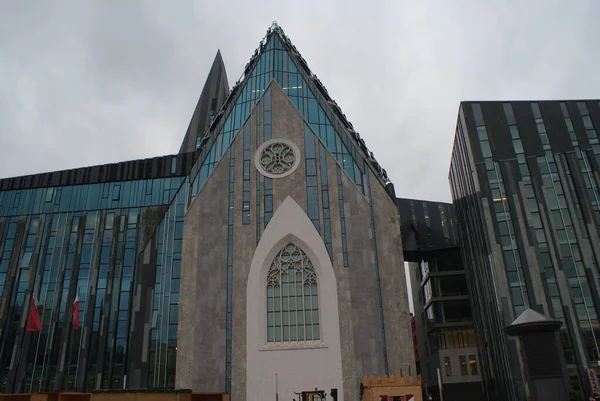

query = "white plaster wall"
(246, 196), (344, 401)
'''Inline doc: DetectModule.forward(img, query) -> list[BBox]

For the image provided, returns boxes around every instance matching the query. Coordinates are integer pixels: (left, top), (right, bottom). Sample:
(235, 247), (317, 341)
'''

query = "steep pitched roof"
(189, 23), (395, 199)
(178, 50), (230, 154)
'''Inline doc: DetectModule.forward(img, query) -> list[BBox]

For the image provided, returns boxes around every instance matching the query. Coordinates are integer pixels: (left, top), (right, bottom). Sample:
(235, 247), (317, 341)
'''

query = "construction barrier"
(361, 375), (422, 401)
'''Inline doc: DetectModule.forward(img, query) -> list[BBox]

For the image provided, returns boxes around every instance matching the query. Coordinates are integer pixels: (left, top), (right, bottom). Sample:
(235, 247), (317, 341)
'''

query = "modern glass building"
(398, 198), (483, 401)
(0, 23), (416, 400)
(449, 100), (600, 400)
(0, 153), (196, 392)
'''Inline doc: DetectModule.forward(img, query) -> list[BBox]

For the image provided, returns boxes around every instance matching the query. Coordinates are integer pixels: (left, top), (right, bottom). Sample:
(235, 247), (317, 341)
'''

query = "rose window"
(259, 142), (296, 175)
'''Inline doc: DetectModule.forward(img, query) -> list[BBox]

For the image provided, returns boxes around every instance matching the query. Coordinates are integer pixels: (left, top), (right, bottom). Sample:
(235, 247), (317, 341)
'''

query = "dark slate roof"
(0, 152), (196, 190)
(397, 198), (459, 261)
(178, 50), (230, 154)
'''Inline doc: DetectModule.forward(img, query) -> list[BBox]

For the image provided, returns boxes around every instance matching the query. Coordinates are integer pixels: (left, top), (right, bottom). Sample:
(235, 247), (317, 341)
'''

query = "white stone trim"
(261, 340), (328, 351)
(246, 196), (344, 401)
(254, 138), (301, 179)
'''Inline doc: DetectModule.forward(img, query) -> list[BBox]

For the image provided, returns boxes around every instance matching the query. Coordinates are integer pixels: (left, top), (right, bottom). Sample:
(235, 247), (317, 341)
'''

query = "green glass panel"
(191, 33), (367, 199)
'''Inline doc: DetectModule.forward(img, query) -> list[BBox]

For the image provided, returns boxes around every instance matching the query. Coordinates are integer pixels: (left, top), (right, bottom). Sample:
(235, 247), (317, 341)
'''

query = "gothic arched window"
(266, 243), (320, 342)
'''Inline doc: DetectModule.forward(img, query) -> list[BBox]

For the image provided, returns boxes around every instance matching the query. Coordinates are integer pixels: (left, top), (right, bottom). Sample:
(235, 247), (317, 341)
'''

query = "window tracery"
(259, 142), (296, 176)
(266, 243), (320, 342)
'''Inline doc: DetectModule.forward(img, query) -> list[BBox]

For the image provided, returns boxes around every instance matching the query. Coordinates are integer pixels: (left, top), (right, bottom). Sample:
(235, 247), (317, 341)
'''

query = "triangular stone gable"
(188, 24), (395, 206)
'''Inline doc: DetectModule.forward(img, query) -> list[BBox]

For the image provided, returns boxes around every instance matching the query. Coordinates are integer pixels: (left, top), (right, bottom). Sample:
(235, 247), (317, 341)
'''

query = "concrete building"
(449, 100), (600, 400)
(398, 198), (483, 401)
(0, 23), (415, 400)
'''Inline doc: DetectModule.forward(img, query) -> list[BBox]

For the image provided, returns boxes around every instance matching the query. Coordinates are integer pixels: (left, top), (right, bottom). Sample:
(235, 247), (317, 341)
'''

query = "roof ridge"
(193, 24), (394, 198)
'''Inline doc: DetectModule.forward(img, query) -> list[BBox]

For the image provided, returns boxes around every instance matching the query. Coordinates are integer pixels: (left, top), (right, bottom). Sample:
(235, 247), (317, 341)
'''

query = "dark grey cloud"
(1, 0), (599, 202)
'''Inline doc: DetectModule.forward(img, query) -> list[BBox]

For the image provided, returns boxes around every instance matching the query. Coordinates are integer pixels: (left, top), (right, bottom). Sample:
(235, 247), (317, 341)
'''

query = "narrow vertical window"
(444, 356), (452, 376)
(242, 122), (251, 225)
(469, 354), (478, 375)
(459, 355), (468, 375)
(266, 243), (319, 343)
(112, 184), (121, 201)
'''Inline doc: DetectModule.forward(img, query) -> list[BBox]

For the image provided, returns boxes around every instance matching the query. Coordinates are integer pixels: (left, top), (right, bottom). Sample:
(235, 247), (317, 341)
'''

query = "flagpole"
(20, 291), (42, 393)
(29, 298), (43, 393)
(38, 244), (68, 391)
(15, 318), (28, 393)
(65, 321), (76, 390)
(30, 214), (63, 393)
(75, 213), (100, 390)
(30, 283), (49, 393)
(15, 329), (32, 393)
(39, 215), (70, 392)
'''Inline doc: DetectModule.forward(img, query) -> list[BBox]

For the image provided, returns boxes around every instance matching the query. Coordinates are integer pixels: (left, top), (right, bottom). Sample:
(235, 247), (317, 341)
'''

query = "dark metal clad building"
(398, 198), (483, 401)
(449, 99), (600, 400)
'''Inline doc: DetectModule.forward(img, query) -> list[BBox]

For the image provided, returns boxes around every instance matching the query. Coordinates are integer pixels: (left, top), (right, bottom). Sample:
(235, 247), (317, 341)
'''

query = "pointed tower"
(178, 50), (230, 154)
(177, 23), (413, 401)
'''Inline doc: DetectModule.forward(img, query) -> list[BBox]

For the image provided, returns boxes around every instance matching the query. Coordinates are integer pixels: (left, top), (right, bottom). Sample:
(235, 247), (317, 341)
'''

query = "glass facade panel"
(304, 124), (320, 231)
(0, 167), (187, 392)
(188, 33), (366, 202)
(0, 25), (399, 395)
(266, 243), (320, 343)
(444, 357), (452, 377)
(0, 178), (184, 217)
(469, 355), (478, 375)
(148, 180), (188, 388)
(451, 101), (600, 399)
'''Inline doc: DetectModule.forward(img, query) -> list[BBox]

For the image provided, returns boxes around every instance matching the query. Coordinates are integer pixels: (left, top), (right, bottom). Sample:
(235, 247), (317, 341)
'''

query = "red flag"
(26, 293), (42, 332)
(72, 293), (80, 330)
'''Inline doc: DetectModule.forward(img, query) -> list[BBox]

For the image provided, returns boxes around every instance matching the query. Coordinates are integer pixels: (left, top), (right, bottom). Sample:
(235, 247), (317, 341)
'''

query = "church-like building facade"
(0, 24), (414, 401)
(176, 24), (414, 401)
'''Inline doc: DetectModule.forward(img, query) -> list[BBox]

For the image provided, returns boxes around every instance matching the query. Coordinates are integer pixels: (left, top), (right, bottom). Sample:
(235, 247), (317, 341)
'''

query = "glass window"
(540, 252), (553, 268)
(112, 185), (121, 201)
(577, 102), (589, 116)
(476, 126), (488, 140)
(503, 103), (516, 125)
(531, 103), (542, 119)
(45, 188), (54, 203)
(484, 157), (494, 171)
(504, 251), (517, 271)
(511, 287), (524, 305)
(266, 243), (319, 343)
(498, 221), (509, 236)
(471, 104), (484, 126)
(480, 140), (492, 158)
(20, 251), (33, 268)
(583, 115), (594, 130)
(529, 211), (542, 228)
(444, 356), (452, 376)
(459, 355), (468, 375)
(513, 139), (524, 154)
(469, 355), (478, 375)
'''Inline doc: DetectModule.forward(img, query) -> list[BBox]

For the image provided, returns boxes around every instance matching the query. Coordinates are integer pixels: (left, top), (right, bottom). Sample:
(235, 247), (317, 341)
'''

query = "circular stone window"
(255, 138), (301, 179)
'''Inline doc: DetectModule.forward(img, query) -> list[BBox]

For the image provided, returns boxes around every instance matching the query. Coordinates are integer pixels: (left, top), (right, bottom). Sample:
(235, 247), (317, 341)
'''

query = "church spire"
(178, 50), (230, 154)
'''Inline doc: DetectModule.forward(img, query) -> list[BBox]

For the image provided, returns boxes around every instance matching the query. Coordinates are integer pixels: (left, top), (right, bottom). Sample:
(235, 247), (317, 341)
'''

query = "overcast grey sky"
(1, 0), (598, 202)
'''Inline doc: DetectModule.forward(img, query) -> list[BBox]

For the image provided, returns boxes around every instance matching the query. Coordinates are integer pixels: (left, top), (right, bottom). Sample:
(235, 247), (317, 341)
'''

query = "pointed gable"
(188, 23), (393, 201)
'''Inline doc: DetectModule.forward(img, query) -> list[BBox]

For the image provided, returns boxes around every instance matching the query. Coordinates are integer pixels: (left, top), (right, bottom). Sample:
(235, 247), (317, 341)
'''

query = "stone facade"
(177, 82), (414, 401)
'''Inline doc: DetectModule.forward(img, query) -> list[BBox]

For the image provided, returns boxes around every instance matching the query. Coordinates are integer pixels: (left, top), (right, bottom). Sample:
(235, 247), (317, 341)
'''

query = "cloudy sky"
(1, 0), (598, 202)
